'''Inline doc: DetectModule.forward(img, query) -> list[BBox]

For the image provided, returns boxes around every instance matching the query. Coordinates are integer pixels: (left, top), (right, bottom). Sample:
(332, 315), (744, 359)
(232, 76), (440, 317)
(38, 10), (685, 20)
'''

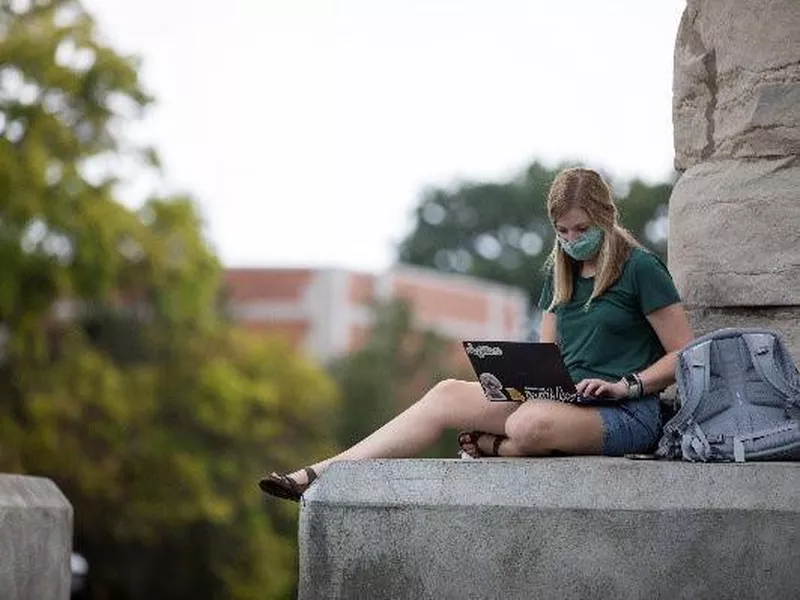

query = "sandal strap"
(491, 435), (503, 456)
(457, 431), (507, 457)
(458, 431), (477, 446)
(303, 467), (318, 486)
(457, 431), (485, 457)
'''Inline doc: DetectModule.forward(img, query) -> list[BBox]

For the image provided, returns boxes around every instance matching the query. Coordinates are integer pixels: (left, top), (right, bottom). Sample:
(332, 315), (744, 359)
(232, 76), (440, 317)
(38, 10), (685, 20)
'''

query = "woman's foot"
(259, 467), (318, 502)
(457, 431), (504, 458)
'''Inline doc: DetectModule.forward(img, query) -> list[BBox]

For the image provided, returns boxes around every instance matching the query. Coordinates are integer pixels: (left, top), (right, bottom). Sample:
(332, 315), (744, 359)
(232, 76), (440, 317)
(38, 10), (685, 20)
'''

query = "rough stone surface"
(298, 459), (800, 600)
(0, 475), (73, 600)
(669, 0), (799, 351)
(668, 157), (800, 307)
(673, 0), (800, 169)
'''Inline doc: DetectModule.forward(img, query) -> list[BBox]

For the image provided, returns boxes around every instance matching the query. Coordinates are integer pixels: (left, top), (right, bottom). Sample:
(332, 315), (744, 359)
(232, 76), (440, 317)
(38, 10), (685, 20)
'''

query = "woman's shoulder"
(617, 247), (672, 290)
(625, 246), (668, 272)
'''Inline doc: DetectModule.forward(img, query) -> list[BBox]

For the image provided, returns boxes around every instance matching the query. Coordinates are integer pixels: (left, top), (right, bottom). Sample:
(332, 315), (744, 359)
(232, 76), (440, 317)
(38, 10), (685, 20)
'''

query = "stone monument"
(668, 0), (800, 356)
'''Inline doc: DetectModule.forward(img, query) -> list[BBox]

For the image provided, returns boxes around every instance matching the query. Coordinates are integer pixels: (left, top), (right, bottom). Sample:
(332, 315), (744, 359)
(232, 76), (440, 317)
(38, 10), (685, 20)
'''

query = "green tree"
(0, 2), (341, 599)
(398, 161), (673, 307)
(0, 0), (156, 330)
(16, 328), (338, 600)
(616, 177), (672, 259)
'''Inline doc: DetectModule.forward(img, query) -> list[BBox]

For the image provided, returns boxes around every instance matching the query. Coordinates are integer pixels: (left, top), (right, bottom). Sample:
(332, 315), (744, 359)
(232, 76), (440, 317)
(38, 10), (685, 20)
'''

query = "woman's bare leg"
(284, 379), (518, 483)
(499, 400), (604, 456)
(459, 399), (605, 457)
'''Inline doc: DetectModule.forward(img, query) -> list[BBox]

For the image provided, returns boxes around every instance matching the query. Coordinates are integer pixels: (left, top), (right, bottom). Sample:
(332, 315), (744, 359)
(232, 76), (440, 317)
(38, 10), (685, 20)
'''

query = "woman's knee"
(504, 407), (555, 453)
(419, 379), (479, 420)
(425, 378), (468, 405)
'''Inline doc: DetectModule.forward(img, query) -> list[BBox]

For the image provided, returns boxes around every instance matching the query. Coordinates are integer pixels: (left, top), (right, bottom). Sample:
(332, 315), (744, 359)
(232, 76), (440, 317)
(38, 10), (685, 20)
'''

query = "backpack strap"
(742, 333), (797, 405)
(682, 340), (712, 416)
(681, 423), (712, 462)
(660, 340), (712, 461)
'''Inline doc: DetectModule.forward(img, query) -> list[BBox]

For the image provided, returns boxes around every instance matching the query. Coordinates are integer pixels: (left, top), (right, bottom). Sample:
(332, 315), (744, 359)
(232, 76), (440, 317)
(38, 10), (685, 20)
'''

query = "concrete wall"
(299, 459), (800, 600)
(668, 0), (800, 357)
(0, 475), (73, 600)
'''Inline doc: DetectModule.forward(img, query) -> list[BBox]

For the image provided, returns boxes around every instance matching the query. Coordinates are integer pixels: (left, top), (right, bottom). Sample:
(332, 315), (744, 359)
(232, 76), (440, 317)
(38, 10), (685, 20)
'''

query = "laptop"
(462, 341), (583, 403)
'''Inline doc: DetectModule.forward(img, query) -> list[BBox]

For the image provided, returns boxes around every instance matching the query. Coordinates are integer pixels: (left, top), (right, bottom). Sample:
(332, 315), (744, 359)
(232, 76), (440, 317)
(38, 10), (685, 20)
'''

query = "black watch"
(623, 374), (642, 399)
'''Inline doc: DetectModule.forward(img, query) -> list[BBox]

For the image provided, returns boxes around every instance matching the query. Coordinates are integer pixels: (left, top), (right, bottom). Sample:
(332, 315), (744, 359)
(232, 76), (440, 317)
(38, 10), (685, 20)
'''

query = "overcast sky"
(82, 0), (686, 272)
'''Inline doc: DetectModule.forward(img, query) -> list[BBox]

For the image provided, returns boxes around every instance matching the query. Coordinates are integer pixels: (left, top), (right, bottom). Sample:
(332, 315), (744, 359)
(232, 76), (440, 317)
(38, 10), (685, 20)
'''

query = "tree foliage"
(1, 0), (153, 324)
(10, 329), (338, 600)
(0, 2), (340, 599)
(397, 161), (673, 307)
(330, 299), (469, 458)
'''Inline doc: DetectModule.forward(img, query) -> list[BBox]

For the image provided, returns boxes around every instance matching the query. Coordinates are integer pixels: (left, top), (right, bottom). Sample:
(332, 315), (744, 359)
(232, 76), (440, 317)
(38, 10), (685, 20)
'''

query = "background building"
(224, 264), (530, 364)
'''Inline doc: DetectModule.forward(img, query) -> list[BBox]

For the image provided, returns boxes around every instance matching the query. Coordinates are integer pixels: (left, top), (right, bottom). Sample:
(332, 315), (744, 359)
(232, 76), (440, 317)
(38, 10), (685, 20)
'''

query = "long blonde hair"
(545, 167), (642, 309)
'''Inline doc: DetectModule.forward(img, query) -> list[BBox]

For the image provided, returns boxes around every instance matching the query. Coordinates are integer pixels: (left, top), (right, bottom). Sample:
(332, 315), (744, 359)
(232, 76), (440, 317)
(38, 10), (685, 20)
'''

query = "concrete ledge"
(299, 458), (800, 600)
(0, 474), (73, 600)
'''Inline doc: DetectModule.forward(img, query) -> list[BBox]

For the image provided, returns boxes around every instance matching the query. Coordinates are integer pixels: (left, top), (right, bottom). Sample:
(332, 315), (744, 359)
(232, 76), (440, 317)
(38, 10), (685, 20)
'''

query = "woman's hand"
(575, 378), (628, 400)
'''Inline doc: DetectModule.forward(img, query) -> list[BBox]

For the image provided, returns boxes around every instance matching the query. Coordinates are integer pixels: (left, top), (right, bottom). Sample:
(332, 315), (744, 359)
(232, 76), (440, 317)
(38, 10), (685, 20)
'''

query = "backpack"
(657, 328), (800, 462)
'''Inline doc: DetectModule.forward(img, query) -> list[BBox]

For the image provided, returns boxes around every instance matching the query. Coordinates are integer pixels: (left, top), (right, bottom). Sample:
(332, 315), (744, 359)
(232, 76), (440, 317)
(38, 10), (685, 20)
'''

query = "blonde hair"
(545, 167), (642, 309)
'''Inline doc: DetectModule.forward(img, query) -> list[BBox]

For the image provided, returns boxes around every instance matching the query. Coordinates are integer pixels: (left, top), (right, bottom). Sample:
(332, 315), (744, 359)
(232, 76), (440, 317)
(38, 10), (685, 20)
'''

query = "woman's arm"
(636, 302), (694, 394)
(576, 302), (694, 399)
(539, 311), (557, 344)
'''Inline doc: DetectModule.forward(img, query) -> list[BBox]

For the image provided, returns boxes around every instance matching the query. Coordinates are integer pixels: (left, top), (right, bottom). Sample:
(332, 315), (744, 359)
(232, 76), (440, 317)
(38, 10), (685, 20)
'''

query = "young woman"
(260, 167), (694, 501)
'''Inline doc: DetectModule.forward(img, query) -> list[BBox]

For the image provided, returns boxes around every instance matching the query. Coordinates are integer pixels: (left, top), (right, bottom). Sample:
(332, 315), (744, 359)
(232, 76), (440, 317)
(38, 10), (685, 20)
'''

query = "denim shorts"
(596, 394), (663, 456)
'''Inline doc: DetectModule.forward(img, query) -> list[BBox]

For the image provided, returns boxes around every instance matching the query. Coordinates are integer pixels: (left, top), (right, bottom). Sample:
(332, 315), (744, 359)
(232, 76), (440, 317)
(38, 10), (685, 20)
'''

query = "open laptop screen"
(462, 341), (577, 403)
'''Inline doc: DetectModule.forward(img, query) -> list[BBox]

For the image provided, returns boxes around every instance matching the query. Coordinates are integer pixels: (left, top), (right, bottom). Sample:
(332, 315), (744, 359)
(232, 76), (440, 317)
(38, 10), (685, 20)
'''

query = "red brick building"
(224, 264), (529, 364)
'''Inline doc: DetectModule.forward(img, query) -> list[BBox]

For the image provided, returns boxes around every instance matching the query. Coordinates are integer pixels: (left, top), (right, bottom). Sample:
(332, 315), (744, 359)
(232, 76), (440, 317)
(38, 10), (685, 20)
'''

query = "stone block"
(0, 475), (73, 600)
(667, 157), (800, 307)
(673, 0), (800, 169)
(298, 458), (800, 600)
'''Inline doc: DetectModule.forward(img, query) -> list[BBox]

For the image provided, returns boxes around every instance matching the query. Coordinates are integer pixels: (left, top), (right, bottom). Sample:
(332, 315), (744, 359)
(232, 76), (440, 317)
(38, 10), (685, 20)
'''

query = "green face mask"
(558, 227), (604, 261)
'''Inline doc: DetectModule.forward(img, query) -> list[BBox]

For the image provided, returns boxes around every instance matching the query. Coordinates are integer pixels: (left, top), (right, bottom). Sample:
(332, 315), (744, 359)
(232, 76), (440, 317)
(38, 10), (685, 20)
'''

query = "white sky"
(82, 0), (686, 271)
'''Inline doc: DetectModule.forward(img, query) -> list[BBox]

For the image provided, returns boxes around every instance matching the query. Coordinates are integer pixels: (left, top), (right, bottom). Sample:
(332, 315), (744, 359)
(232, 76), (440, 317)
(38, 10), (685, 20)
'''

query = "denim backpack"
(657, 328), (800, 462)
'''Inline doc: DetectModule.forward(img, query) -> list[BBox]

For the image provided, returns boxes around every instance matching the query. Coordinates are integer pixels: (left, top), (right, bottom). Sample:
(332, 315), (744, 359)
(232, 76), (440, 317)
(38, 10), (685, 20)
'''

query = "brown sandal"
(457, 431), (503, 458)
(259, 467), (318, 502)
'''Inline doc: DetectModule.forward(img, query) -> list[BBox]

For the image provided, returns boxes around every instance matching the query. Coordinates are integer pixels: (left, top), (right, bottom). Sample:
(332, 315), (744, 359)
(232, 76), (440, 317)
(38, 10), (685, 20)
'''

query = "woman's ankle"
(293, 461), (329, 483)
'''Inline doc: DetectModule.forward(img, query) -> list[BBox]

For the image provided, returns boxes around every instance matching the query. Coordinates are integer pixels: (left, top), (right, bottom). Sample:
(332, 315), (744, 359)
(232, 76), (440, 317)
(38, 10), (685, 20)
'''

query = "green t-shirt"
(537, 247), (681, 383)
